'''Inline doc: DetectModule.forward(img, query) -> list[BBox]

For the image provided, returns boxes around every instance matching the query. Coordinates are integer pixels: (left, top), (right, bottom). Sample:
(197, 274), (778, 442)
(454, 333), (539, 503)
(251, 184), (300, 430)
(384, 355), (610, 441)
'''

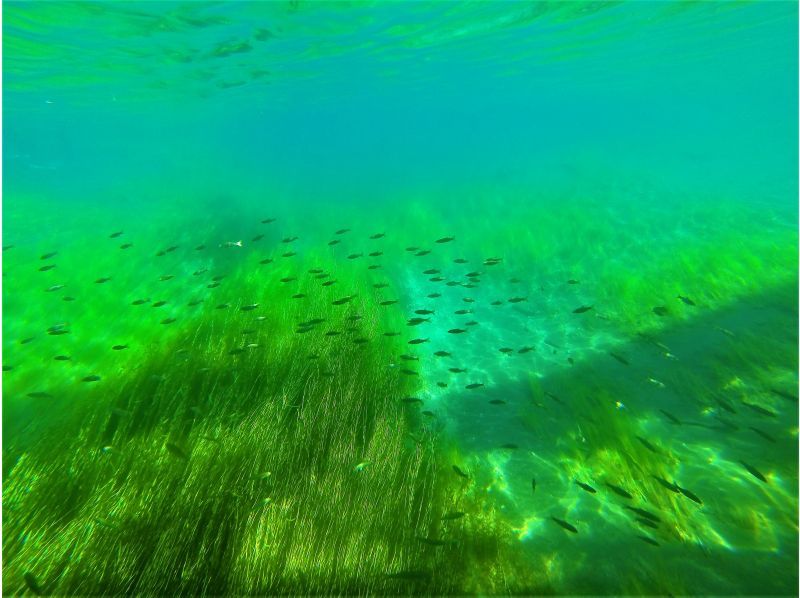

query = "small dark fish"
(449, 368), (466, 373)
(677, 295), (696, 306)
(415, 309), (435, 315)
(567, 279), (579, 284)
(328, 239), (340, 246)
(368, 265), (382, 270)
(408, 338), (429, 345)
(423, 269), (440, 275)
(574, 480), (596, 494)
(452, 465), (469, 478)
(161, 317), (176, 325)
(292, 294), (306, 299)
(416, 536), (450, 547)
(436, 382), (447, 388)
(742, 402), (777, 417)
(416, 250), (431, 256)
(261, 218), (275, 224)
(442, 511), (466, 520)
(466, 383), (484, 390)
(152, 300), (167, 307)
(637, 535), (660, 546)
(20, 338), (35, 345)
(605, 483), (633, 499)
(260, 258), (273, 264)
(636, 436), (659, 454)
(27, 391), (53, 399)
(325, 331), (341, 337)
(40, 251), (58, 260)
(491, 300), (503, 306)
(550, 517), (578, 534)
(240, 303), (259, 311)
(462, 297), (475, 303)
(380, 300), (398, 306)
(453, 258), (468, 264)
(508, 297), (527, 303)
(62, 296), (75, 302)
(659, 409), (682, 425)
(518, 346), (535, 354)
(446, 281), (461, 287)
(625, 506), (660, 523)
(454, 309), (472, 315)
(384, 332), (400, 337)
(315, 273), (330, 279)
(430, 276), (445, 282)
(282, 251), (296, 258)
(499, 348), (514, 354)
(347, 253), (363, 260)
(714, 395), (737, 413)
(282, 236), (298, 243)
(531, 478), (536, 493)
(448, 328), (467, 334)
(95, 277), (111, 284)
(436, 236), (455, 243)
(165, 245), (178, 253)
(405, 246), (419, 252)
(499, 443), (517, 449)
(335, 228), (350, 235)
(400, 369), (418, 376)
(216, 303), (230, 310)
(39, 264), (56, 271)
(427, 293), (441, 298)
(740, 461), (768, 483)
(187, 299), (203, 307)
(407, 318), (430, 326)
(370, 233), (385, 239)
(676, 484), (703, 504)
(82, 375), (101, 382)
(651, 475), (681, 493)
(608, 352), (629, 365)
(636, 517), (659, 529)
(112, 345), (128, 351)
(573, 305), (593, 314)
(279, 277), (296, 283)
(369, 251), (383, 257)
(489, 399), (507, 405)
(252, 234), (264, 242)
(402, 397), (423, 404)
(321, 280), (337, 286)
(48, 329), (70, 336)
(770, 388), (798, 403)
(373, 283), (389, 289)
(195, 244), (206, 250)
(159, 274), (174, 281)
(749, 426), (776, 443)
(2, 245), (13, 251)
(54, 355), (71, 361)
(45, 284), (65, 292)
(434, 351), (451, 357)
(652, 306), (669, 316)
(165, 442), (189, 461)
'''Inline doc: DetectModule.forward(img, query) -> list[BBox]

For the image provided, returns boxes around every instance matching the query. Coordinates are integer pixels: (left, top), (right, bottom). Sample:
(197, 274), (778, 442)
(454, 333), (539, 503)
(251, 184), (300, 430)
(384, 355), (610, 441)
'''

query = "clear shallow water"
(3, 2), (798, 596)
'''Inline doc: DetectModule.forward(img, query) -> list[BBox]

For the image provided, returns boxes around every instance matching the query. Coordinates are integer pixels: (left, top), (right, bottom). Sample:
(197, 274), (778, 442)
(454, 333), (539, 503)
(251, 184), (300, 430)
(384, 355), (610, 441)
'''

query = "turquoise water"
(3, 2), (798, 595)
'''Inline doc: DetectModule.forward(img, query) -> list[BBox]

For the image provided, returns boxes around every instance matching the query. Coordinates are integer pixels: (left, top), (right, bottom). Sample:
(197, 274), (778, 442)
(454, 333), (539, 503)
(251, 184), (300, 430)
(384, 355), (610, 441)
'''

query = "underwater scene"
(2, 1), (798, 596)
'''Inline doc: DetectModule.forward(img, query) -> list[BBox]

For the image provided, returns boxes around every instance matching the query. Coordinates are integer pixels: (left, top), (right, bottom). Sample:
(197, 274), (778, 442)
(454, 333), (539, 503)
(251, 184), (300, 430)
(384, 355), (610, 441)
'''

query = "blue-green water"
(3, 2), (798, 595)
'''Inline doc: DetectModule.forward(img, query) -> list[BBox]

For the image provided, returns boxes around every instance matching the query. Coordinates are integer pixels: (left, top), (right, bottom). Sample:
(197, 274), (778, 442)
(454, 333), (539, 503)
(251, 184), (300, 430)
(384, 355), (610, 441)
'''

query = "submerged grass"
(2, 248), (534, 595)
